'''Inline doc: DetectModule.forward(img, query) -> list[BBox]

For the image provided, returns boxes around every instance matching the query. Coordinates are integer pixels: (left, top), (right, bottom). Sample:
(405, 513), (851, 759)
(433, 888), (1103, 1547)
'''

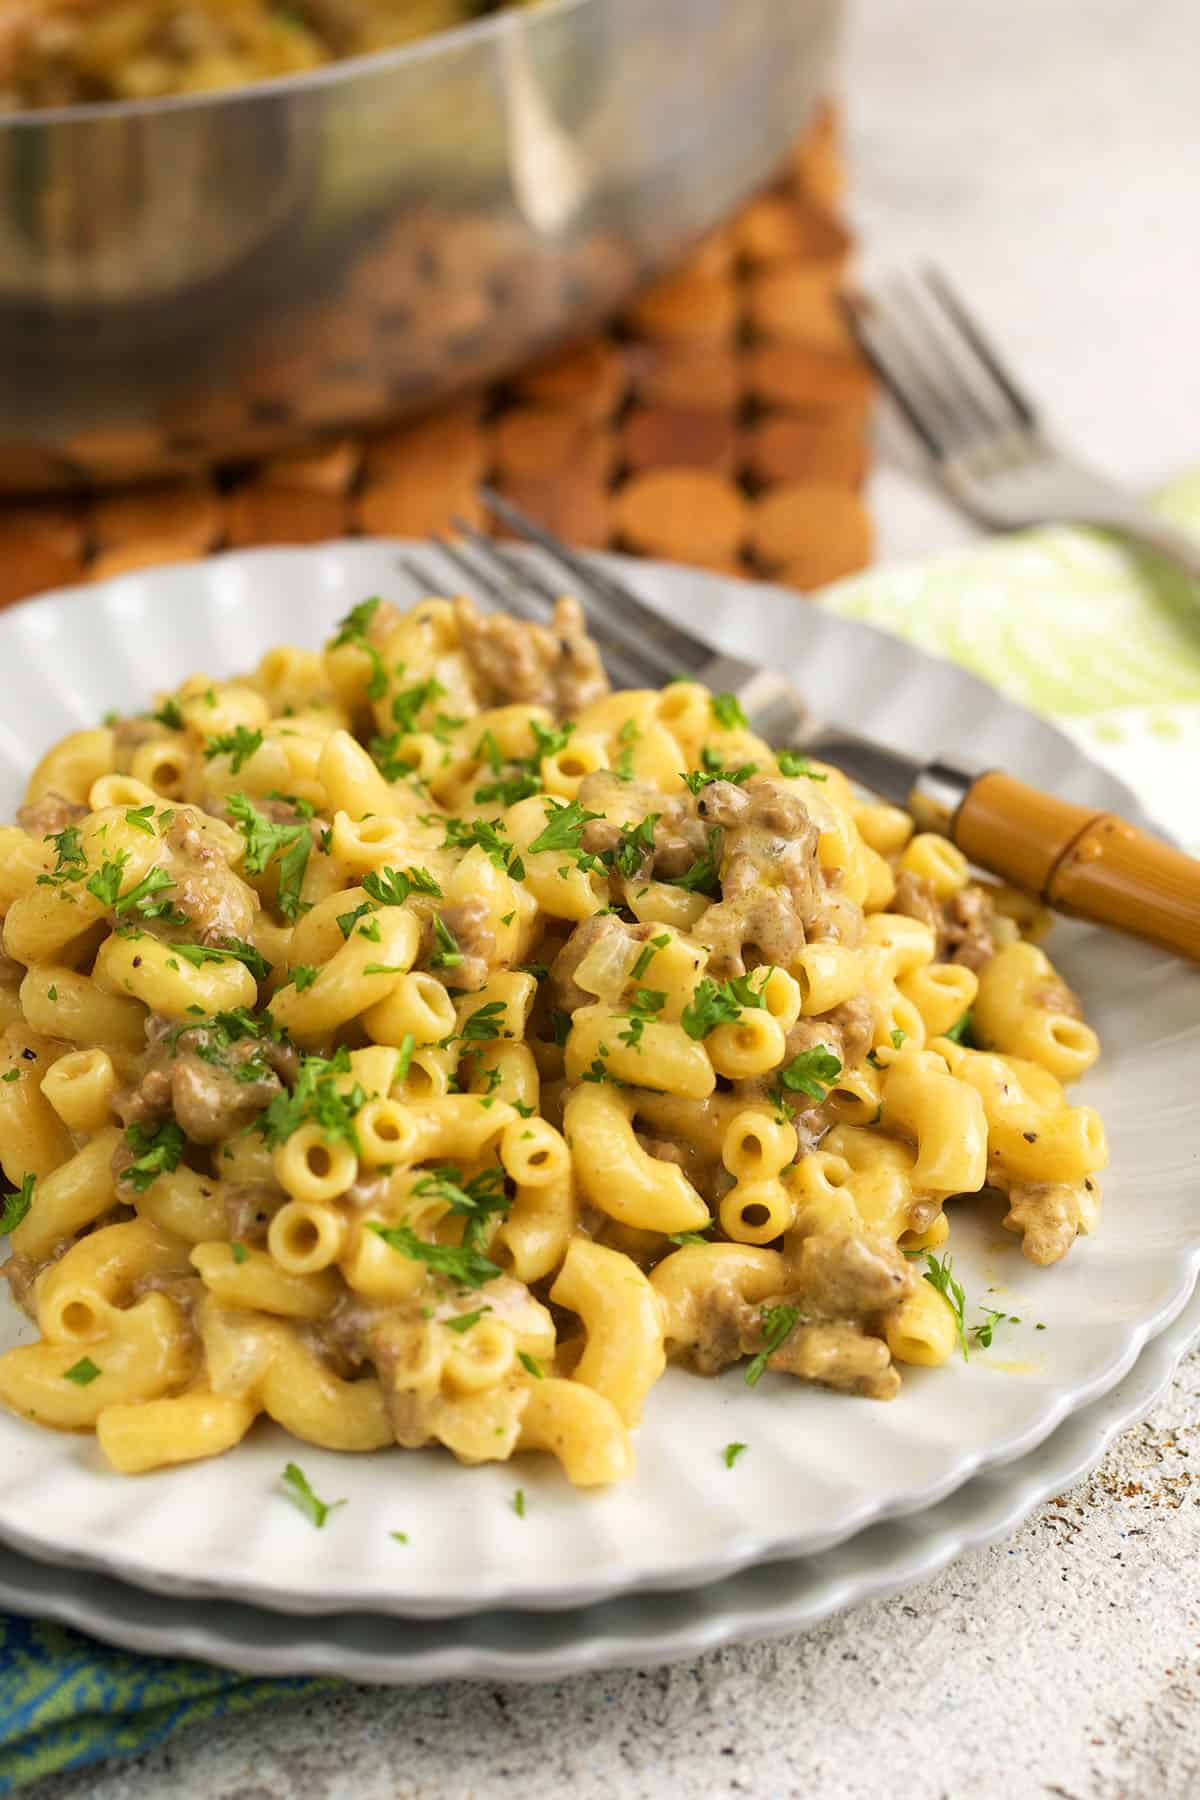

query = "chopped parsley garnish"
(390, 1530), (409, 1544)
(429, 914), (463, 969)
(921, 1252), (969, 1360)
(664, 828), (722, 896)
(123, 804), (157, 836)
(390, 677), (446, 737)
(368, 731), (418, 782)
(166, 938), (273, 982)
(474, 768), (544, 807)
(165, 1008), (278, 1085)
(281, 1461), (345, 1529)
(367, 1222), (501, 1290)
(293, 964), (317, 991)
(411, 1165), (511, 1252)
(226, 793), (311, 922)
(710, 692), (748, 731)
(268, 791), (316, 820)
(120, 1120), (185, 1193)
(0, 1070), (19, 1085)
(682, 761), (758, 793)
(722, 1441), (748, 1468)
(777, 750), (828, 781)
(394, 1033), (416, 1082)
(230, 1242), (250, 1265)
(331, 596), (389, 700)
(580, 1056), (622, 1084)
(0, 1174), (35, 1235)
(944, 1010), (973, 1045)
(203, 726), (264, 772)
(444, 1306), (492, 1334)
(773, 1045), (842, 1105)
(518, 1351), (545, 1379)
(258, 1046), (365, 1154)
(441, 817), (525, 880)
(630, 932), (670, 982)
(667, 1227), (714, 1246)
(459, 1001), (508, 1043)
(528, 799), (603, 869)
(63, 1357), (101, 1387)
(224, 936), (273, 980)
(337, 901), (374, 940)
(512, 1488), (527, 1518)
(550, 1010), (572, 1048)
(37, 824), (88, 887)
(868, 1031), (906, 1071)
(473, 720), (576, 805)
(614, 718), (640, 780)
(603, 814), (659, 881)
(681, 973), (767, 1040)
(970, 1306), (1020, 1350)
(85, 855), (184, 924)
(362, 865), (442, 906)
(744, 1303), (806, 1387)
(617, 987), (667, 1050)
(152, 697), (185, 732)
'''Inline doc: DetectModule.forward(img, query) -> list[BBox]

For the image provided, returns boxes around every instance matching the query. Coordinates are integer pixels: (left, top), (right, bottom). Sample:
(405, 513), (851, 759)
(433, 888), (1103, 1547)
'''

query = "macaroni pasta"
(0, 592), (1107, 1488)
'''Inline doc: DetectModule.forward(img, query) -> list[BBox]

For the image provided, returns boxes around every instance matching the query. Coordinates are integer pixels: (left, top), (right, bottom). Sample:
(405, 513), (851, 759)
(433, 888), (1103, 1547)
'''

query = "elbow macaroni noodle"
(0, 594), (1108, 1490)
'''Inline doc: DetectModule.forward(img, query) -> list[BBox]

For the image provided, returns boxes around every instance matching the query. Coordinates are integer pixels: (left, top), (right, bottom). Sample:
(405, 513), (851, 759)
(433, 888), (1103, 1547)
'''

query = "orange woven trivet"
(0, 106), (872, 609)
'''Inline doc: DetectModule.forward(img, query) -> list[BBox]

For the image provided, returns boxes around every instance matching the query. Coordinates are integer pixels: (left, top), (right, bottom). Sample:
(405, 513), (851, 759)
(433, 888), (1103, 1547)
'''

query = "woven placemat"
(0, 105), (872, 609)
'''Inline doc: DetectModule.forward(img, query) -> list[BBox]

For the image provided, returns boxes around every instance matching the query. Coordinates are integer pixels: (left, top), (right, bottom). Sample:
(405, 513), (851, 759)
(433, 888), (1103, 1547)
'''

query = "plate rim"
(0, 1274), (1195, 1683)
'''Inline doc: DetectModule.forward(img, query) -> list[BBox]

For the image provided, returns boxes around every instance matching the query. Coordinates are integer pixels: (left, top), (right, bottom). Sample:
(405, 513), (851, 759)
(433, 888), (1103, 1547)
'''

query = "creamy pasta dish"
(0, 594), (1107, 1489)
(2, 1), (531, 110)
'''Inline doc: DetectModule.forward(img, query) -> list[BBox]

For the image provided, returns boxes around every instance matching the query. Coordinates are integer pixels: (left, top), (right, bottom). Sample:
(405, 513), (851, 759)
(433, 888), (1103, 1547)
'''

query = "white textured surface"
(23, 0), (1200, 1791)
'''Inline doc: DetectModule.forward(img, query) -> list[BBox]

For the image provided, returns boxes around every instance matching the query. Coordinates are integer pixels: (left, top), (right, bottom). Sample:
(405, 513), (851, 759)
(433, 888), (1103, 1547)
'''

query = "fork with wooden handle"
(399, 487), (1200, 963)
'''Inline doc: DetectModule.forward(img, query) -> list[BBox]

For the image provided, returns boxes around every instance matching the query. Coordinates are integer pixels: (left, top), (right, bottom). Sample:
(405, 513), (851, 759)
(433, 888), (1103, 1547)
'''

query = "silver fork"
(390, 487), (1200, 962)
(842, 267), (1200, 582)
(398, 487), (812, 753)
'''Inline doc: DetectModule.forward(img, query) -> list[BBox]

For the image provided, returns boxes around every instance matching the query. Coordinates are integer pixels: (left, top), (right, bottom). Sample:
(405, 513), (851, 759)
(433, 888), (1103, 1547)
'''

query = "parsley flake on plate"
(281, 1461), (345, 1528)
(921, 1252), (969, 1361)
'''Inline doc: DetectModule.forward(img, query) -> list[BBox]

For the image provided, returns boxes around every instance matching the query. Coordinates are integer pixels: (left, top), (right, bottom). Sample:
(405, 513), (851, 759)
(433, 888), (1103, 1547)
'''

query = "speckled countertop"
(27, 1), (1200, 1794)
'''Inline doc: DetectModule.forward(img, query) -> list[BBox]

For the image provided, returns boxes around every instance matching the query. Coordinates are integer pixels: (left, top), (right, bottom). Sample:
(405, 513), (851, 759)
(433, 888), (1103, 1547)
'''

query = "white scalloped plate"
(0, 543), (1196, 1620)
(2, 1276), (1196, 1681)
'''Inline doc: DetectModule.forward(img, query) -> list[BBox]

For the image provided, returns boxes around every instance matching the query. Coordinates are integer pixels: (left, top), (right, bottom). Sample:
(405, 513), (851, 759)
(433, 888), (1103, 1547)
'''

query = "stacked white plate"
(0, 546), (1196, 1680)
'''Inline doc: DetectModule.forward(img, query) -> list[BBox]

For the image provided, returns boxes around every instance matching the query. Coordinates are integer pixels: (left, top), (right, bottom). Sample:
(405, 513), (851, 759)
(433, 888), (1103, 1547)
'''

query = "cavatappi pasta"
(0, 593), (1107, 1487)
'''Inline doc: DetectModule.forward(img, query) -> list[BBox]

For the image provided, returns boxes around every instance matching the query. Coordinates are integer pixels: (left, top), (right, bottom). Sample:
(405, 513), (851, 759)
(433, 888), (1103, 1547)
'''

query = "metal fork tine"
(900, 271), (1026, 442)
(846, 276), (1014, 458)
(479, 486), (710, 679)
(842, 288), (950, 459)
(396, 549), (452, 597)
(449, 517), (562, 618)
(427, 532), (545, 629)
(922, 265), (1038, 429)
(447, 517), (656, 693)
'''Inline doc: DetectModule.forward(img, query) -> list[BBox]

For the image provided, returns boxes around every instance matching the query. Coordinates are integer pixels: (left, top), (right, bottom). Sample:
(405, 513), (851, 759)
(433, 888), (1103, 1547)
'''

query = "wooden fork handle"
(952, 771), (1200, 962)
